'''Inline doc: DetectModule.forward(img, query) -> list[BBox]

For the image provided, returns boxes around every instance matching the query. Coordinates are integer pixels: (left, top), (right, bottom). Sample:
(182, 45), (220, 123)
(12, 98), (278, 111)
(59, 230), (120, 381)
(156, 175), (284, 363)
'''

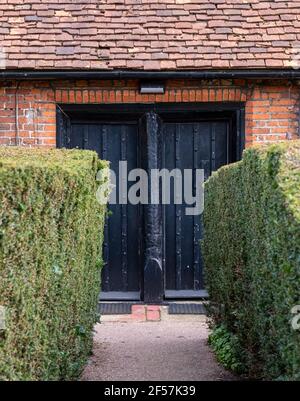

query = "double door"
(57, 104), (242, 302)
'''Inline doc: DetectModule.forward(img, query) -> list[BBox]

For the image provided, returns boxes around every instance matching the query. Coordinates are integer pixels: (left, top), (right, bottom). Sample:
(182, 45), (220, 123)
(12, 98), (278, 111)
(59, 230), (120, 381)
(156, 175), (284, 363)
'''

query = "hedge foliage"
(208, 324), (244, 374)
(203, 141), (300, 380)
(0, 148), (108, 380)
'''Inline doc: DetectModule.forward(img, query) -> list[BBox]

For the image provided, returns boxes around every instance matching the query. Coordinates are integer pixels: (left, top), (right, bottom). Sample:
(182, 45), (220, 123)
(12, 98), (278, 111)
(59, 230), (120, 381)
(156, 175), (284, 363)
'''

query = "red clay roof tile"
(0, 0), (299, 70)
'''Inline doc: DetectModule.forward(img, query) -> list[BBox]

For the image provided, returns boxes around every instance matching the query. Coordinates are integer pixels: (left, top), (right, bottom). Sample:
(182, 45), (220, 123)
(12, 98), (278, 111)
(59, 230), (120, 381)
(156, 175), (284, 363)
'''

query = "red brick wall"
(0, 79), (299, 147)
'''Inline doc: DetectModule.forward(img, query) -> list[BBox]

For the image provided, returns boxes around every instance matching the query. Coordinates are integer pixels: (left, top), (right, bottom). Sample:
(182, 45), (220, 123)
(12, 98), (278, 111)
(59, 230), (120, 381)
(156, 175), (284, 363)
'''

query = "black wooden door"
(57, 104), (242, 302)
(71, 123), (142, 300)
(163, 121), (229, 298)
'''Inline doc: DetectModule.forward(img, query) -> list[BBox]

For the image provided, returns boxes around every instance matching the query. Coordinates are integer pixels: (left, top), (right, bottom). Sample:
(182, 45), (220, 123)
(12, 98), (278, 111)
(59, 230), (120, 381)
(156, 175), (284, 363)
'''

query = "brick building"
(0, 0), (299, 303)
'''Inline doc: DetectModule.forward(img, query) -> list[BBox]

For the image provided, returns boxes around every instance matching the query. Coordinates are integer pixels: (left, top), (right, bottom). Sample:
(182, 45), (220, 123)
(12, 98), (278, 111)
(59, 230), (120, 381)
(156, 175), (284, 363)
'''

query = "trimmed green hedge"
(203, 141), (300, 380)
(0, 148), (108, 380)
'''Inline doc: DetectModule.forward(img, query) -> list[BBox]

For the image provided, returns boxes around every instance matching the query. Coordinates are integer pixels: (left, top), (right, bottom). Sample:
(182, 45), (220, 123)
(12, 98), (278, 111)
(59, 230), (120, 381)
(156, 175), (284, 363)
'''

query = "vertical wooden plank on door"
(107, 125), (123, 291)
(101, 125), (110, 292)
(211, 122), (216, 172)
(193, 123), (201, 291)
(197, 122), (211, 291)
(178, 123), (195, 290)
(83, 125), (88, 149)
(164, 124), (176, 291)
(126, 124), (140, 293)
(214, 121), (229, 169)
(121, 126), (128, 292)
(69, 124), (84, 149)
(175, 123), (182, 291)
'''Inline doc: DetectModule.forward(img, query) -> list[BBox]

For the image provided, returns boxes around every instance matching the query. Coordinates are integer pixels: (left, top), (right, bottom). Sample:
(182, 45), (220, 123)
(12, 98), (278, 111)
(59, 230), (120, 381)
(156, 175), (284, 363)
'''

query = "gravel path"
(81, 312), (236, 381)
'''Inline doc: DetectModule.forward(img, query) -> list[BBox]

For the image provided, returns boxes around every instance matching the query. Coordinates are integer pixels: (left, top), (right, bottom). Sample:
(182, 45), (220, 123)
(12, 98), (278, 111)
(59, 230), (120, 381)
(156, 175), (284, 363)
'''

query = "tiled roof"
(0, 0), (299, 70)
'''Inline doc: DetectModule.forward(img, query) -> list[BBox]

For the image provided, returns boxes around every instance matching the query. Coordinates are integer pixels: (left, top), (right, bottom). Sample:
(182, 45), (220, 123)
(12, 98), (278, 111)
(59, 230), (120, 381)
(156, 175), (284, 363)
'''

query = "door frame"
(57, 102), (245, 159)
(56, 102), (245, 303)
